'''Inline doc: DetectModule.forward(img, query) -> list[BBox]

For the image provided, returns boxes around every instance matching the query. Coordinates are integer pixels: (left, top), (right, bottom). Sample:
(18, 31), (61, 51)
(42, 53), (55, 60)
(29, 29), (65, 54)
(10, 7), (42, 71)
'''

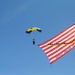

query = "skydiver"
(33, 39), (35, 45)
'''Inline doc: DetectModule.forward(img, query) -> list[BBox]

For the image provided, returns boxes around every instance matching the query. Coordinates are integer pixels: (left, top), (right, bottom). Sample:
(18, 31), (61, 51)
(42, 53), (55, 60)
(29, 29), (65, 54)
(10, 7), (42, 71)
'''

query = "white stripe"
(50, 57), (56, 63)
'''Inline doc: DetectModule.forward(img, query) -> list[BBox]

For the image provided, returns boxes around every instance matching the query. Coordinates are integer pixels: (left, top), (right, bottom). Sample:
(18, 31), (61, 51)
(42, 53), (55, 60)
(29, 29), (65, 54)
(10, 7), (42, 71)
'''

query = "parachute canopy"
(26, 27), (42, 33)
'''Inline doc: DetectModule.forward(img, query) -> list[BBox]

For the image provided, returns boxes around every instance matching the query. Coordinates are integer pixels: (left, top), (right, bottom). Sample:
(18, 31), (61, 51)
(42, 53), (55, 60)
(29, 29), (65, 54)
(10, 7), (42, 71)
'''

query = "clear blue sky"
(0, 0), (75, 75)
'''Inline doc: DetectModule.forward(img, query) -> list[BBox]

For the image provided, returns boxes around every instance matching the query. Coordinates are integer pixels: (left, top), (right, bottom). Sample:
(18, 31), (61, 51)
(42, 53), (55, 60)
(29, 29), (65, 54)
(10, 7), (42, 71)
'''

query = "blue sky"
(0, 0), (75, 75)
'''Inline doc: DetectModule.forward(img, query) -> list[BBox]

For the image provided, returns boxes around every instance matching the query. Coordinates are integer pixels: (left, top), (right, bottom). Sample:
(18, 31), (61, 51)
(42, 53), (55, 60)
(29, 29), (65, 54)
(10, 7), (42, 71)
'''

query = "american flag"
(38, 24), (75, 64)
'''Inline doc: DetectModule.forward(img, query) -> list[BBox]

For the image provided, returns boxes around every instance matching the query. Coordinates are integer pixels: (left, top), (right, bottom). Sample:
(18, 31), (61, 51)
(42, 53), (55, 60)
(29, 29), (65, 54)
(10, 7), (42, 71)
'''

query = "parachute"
(26, 27), (42, 45)
(26, 27), (42, 33)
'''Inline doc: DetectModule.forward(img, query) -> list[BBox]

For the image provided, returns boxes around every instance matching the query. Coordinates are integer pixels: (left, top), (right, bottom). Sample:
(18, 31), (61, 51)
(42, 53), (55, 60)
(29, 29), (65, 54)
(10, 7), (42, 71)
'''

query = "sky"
(0, 0), (75, 75)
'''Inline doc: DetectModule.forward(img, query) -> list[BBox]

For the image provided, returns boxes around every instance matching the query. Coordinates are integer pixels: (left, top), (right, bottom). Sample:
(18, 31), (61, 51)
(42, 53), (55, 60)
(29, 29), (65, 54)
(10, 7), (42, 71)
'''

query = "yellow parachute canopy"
(26, 27), (42, 33)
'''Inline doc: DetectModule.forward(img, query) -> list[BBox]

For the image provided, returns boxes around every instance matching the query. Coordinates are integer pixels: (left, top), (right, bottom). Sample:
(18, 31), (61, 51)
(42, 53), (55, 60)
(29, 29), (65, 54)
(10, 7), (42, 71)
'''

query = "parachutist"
(26, 27), (42, 45)
(33, 39), (35, 45)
